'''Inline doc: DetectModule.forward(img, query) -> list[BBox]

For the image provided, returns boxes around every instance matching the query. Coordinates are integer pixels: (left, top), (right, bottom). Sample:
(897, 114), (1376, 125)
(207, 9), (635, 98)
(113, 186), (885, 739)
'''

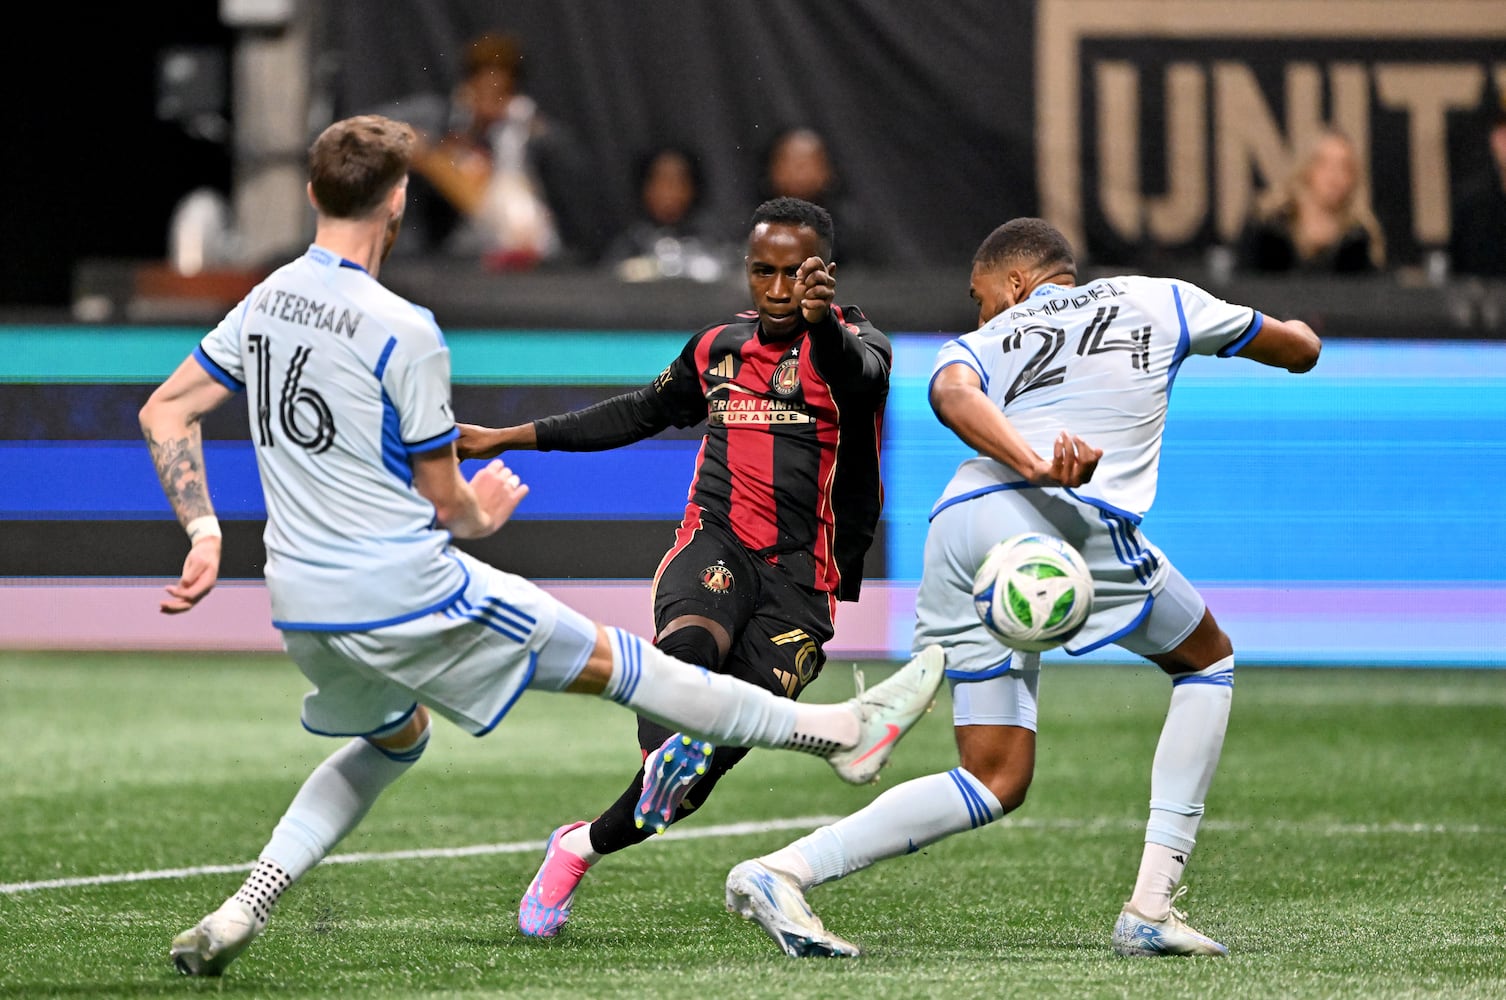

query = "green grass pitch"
(1, 651), (1502, 998)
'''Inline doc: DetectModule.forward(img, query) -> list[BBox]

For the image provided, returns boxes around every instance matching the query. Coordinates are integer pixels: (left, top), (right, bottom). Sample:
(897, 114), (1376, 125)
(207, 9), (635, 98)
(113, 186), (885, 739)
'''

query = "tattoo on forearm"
(144, 427), (214, 523)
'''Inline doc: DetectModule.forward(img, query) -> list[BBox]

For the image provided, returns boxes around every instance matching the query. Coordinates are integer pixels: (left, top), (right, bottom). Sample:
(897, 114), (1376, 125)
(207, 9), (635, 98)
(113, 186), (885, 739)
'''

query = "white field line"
(3, 813), (1501, 896)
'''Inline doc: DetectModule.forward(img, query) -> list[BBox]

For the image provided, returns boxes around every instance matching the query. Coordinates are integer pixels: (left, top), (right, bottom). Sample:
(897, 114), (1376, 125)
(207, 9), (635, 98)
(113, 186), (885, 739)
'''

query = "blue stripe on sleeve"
(1218, 310), (1265, 358)
(192, 346), (244, 391)
(406, 426), (459, 454)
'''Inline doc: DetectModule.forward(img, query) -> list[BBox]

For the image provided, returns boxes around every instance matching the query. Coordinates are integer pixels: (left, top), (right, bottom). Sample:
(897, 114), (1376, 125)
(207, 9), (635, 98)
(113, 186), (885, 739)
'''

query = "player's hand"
(457, 423), (505, 460)
(794, 256), (836, 324)
(161, 536), (221, 614)
(1027, 431), (1102, 488)
(469, 459), (530, 532)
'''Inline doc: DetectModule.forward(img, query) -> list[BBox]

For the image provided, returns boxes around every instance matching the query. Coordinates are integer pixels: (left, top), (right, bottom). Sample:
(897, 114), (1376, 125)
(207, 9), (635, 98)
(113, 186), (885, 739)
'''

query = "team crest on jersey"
(769, 357), (801, 396)
(700, 563), (735, 593)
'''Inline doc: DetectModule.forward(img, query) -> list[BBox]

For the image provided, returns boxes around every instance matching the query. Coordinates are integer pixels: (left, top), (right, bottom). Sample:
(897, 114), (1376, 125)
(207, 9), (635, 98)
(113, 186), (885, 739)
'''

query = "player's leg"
(576, 536), (844, 848)
(728, 499), (1035, 956)
(1112, 563), (1232, 957)
(521, 618), (727, 938)
(520, 575), (943, 937)
(628, 571), (836, 836)
(727, 666), (1037, 957)
(589, 580), (747, 858)
(520, 531), (754, 936)
(171, 638), (429, 976)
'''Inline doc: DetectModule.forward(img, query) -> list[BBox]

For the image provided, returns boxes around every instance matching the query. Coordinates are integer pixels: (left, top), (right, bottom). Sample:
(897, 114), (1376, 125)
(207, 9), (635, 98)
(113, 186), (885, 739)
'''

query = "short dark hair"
(973, 217), (1076, 278)
(464, 31), (524, 84)
(308, 115), (414, 219)
(635, 145), (705, 209)
(748, 197), (834, 258)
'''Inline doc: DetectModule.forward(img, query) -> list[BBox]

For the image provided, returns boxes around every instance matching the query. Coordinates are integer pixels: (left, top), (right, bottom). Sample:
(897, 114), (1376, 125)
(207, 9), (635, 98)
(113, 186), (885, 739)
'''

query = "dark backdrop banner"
(325, 0), (1039, 270)
(325, 1), (1504, 271)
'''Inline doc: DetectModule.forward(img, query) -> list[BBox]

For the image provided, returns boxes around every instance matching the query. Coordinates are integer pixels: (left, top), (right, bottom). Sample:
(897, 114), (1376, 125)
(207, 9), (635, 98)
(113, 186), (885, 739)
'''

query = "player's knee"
(366, 706), (431, 763)
(1154, 618), (1234, 677)
(655, 623), (724, 670)
(959, 753), (1032, 813)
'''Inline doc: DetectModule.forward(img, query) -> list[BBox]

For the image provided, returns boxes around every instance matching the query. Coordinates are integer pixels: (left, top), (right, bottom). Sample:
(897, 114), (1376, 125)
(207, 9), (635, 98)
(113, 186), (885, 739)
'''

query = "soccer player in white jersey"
(725, 217), (1321, 959)
(138, 114), (943, 978)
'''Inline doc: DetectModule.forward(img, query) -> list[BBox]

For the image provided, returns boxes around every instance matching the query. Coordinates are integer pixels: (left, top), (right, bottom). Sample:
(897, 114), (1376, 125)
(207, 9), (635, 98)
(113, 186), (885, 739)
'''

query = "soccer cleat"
(725, 860), (860, 958)
(519, 821), (592, 937)
(169, 898), (263, 976)
(1112, 887), (1228, 957)
(826, 644), (945, 785)
(635, 733), (714, 834)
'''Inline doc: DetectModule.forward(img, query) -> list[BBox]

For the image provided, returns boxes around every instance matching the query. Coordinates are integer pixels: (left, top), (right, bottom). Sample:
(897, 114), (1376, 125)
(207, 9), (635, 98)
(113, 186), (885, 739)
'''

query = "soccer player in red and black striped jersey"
(456, 197), (892, 937)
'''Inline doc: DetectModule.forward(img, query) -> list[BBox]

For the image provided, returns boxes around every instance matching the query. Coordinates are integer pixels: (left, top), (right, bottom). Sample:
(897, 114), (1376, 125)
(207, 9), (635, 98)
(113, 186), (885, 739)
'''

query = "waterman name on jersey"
(250, 287), (365, 339)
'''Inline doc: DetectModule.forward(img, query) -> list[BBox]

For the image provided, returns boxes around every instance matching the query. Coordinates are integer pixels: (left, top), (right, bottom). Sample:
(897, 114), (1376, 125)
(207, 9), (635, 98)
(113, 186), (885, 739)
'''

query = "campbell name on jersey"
(194, 245), (463, 629)
(931, 276), (1260, 521)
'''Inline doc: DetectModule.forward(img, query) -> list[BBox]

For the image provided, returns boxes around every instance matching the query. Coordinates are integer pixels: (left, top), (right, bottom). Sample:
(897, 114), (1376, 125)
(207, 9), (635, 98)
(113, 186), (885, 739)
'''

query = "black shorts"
(652, 518), (835, 700)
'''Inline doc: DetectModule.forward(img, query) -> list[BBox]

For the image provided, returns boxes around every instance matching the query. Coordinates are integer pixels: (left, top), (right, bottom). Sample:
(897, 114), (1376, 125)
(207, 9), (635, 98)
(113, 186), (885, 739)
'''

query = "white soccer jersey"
(195, 245), (464, 629)
(931, 276), (1260, 521)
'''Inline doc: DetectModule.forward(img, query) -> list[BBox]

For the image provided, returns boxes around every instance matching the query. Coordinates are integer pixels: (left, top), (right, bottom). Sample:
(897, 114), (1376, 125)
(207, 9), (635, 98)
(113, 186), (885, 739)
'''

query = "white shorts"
(281, 550), (600, 738)
(914, 486), (1205, 689)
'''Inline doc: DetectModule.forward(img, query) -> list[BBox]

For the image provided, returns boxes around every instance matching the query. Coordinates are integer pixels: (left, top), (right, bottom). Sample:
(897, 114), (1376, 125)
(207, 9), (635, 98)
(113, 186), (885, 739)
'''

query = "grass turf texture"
(1, 652), (1502, 999)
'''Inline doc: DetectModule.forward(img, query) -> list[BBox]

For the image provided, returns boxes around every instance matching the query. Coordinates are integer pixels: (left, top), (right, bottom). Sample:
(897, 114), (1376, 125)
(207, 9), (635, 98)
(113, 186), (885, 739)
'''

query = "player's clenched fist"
(795, 256), (835, 324)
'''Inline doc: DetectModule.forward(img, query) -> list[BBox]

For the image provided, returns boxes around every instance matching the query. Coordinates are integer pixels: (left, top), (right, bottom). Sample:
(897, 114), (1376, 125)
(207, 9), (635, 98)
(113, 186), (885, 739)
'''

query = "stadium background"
(1, 0), (1503, 667)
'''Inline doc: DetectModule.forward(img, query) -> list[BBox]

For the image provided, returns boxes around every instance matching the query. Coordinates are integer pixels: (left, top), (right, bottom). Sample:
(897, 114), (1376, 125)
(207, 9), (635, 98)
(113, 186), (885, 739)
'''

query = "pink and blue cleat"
(635, 733), (714, 834)
(518, 821), (592, 937)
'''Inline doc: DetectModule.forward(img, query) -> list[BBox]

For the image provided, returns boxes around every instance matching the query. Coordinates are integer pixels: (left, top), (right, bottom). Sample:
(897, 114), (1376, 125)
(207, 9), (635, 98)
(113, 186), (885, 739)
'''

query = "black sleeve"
(533, 334), (708, 450)
(805, 304), (892, 395)
(533, 385), (674, 451)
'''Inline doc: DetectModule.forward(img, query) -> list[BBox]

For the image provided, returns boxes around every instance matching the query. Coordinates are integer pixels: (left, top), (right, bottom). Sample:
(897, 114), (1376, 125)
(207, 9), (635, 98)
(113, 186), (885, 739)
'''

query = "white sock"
(260, 725), (428, 882)
(1130, 655), (1233, 918)
(760, 768), (1003, 889)
(559, 824), (600, 864)
(601, 627), (857, 752)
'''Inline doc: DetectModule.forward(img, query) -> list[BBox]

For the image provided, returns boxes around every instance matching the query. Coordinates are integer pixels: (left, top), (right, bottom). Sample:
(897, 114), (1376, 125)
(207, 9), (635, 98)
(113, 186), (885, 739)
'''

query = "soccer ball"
(972, 533), (1093, 652)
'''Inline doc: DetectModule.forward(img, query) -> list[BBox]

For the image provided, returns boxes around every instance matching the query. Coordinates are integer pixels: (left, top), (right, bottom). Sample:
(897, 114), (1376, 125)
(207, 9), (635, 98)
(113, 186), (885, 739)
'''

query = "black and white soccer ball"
(972, 533), (1093, 652)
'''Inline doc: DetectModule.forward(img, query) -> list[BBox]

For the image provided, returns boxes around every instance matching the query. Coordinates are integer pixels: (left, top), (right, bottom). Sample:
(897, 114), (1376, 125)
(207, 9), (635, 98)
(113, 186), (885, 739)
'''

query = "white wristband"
(186, 515), (222, 545)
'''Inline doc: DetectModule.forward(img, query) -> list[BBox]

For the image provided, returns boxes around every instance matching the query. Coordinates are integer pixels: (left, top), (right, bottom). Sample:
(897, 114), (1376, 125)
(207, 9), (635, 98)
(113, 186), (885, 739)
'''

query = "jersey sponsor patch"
(706, 396), (812, 425)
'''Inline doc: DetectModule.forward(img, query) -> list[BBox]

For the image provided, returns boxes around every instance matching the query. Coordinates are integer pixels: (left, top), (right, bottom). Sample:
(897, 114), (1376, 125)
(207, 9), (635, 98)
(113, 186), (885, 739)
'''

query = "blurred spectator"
(759, 126), (893, 267)
(1236, 128), (1385, 275)
(1447, 96), (1506, 278)
(395, 31), (596, 268)
(603, 146), (733, 282)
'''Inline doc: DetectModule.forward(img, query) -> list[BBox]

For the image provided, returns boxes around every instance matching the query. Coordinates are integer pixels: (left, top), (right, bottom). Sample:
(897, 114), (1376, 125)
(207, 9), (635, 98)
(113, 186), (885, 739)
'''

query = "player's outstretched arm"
(456, 422), (537, 460)
(1237, 316), (1322, 373)
(414, 448), (529, 539)
(930, 363), (1101, 488)
(139, 356), (237, 614)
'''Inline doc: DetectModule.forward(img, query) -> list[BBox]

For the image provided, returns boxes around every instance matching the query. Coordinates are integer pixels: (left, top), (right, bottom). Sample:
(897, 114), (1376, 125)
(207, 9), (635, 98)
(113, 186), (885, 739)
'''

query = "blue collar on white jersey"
(306, 244), (369, 273)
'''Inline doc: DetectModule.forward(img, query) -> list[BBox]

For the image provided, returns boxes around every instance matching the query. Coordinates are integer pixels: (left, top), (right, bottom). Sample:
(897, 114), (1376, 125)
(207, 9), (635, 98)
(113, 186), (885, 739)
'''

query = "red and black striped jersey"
(533, 305), (890, 600)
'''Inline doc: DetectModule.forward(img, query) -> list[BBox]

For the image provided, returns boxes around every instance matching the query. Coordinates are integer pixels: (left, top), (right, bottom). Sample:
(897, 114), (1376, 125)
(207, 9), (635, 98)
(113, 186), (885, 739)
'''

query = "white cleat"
(1112, 888), (1228, 957)
(725, 860), (860, 958)
(827, 645), (945, 785)
(170, 898), (264, 976)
